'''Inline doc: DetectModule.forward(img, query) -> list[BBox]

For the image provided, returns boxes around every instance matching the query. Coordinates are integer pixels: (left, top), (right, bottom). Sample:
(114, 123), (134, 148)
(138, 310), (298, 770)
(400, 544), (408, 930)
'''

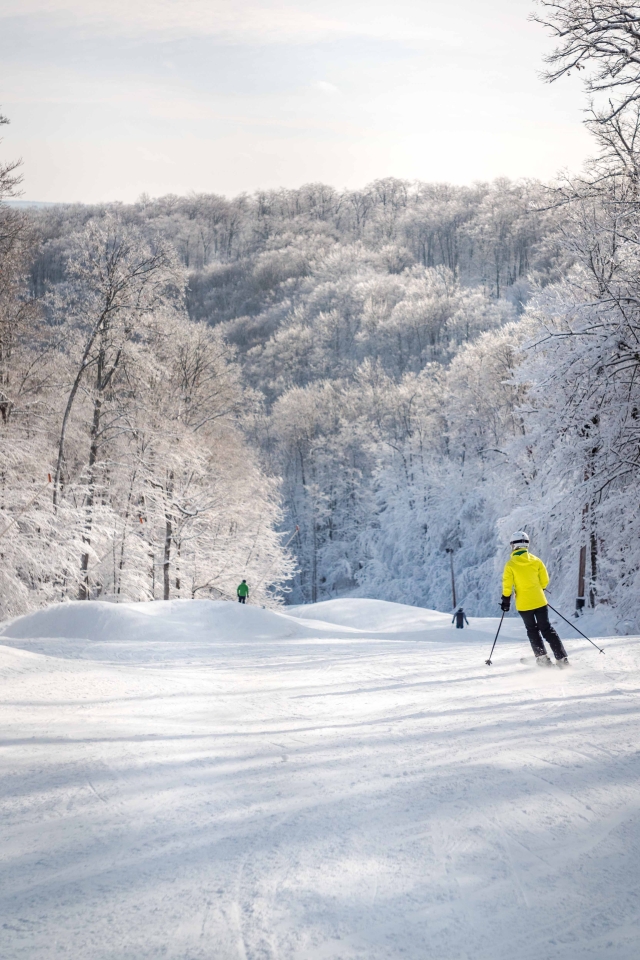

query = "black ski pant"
(238, 596), (246, 604)
(519, 605), (567, 660)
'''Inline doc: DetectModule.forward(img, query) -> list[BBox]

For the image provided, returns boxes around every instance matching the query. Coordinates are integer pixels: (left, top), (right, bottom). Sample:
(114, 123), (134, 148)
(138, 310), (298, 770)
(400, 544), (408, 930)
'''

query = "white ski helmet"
(510, 531), (530, 550)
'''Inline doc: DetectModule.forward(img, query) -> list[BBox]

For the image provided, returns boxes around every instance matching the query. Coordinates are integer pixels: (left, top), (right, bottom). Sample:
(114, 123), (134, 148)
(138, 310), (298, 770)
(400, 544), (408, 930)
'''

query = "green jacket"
(237, 581), (249, 597)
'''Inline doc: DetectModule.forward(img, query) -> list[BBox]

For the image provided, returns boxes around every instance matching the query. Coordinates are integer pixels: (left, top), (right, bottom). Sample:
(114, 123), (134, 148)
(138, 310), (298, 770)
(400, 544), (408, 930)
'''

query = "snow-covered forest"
(0, 117), (294, 615)
(2, 1), (640, 625)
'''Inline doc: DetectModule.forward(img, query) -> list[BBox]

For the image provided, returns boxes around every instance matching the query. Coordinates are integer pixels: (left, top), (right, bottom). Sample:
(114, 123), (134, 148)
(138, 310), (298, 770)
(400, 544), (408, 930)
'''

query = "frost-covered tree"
(128, 316), (293, 603)
(49, 216), (183, 597)
(535, 2), (640, 122)
(0, 112), (84, 616)
(0, 198), (293, 615)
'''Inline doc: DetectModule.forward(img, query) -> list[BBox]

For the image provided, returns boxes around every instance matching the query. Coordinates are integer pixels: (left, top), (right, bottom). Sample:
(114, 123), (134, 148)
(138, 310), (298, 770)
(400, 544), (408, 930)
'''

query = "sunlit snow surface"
(1, 599), (639, 959)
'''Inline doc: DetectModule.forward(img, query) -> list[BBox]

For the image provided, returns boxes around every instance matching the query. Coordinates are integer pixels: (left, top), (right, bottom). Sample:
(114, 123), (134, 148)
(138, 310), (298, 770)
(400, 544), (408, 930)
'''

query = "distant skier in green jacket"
(237, 580), (249, 604)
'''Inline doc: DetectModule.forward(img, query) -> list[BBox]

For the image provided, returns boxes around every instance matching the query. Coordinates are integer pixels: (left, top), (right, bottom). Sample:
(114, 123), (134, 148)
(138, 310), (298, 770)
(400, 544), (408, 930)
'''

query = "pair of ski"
(519, 656), (570, 669)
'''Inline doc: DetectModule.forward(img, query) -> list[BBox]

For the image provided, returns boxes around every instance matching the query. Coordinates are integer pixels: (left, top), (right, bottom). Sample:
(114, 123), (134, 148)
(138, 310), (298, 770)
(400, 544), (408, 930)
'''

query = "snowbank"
(288, 597), (450, 631)
(0, 597), (532, 662)
(0, 598), (308, 643)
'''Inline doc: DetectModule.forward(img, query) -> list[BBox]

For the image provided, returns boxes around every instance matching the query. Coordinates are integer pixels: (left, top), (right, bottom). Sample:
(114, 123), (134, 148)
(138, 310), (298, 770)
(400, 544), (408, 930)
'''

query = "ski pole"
(547, 603), (605, 654)
(485, 611), (505, 665)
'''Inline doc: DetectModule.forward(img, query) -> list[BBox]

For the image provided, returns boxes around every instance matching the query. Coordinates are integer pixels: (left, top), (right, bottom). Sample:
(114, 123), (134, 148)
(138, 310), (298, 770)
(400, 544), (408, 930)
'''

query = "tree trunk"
(311, 517), (317, 604)
(589, 529), (598, 608)
(78, 383), (103, 600)
(116, 475), (137, 595)
(53, 310), (108, 509)
(163, 516), (172, 601)
(163, 471), (174, 601)
(576, 544), (587, 614)
(449, 550), (457, 609)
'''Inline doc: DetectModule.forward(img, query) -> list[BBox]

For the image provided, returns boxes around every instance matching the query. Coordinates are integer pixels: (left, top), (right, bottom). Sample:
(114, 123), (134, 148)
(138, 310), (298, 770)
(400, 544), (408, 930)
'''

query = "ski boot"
(536, 654), (553, 667)
(556, 657), (570, 669)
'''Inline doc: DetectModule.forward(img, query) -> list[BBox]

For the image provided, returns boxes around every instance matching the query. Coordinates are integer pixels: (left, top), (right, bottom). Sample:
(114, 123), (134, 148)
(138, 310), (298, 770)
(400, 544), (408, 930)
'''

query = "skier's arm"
(538, 560), (550, 590)
(464, 615), (469, 625)
(501, 562), (514, 598)
(500, 562), (513, 610)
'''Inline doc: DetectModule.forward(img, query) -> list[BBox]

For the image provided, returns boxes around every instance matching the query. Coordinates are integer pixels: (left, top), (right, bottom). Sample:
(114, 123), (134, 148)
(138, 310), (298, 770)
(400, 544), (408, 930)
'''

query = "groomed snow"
(1, 598), (639, 959)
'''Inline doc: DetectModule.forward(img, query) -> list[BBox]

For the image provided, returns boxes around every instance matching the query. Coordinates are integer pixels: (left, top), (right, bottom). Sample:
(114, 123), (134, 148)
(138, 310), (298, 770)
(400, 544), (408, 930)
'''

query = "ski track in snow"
(0, 598), (639, 959)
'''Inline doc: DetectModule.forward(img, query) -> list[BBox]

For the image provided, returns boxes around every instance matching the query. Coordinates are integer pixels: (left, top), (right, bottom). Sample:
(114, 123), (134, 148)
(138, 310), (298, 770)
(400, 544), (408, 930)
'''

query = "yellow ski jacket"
(502, 550), (549, 611)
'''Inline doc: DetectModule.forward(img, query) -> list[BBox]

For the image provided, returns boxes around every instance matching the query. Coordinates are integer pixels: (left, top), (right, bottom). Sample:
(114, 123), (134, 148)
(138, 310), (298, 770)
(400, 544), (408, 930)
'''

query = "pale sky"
(1, 0), (591, 202)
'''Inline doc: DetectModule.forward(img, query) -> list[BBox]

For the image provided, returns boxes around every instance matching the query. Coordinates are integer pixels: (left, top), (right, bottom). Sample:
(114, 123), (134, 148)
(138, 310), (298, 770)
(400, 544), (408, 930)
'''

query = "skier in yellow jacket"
(501, 531), (569, 666)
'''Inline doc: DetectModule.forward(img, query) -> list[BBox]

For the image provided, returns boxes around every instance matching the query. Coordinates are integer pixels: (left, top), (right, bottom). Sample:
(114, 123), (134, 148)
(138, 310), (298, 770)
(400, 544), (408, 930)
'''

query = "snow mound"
(0, 597), (530, 663)
(0, 599), (318, 644)
(289, 597), (450, 632)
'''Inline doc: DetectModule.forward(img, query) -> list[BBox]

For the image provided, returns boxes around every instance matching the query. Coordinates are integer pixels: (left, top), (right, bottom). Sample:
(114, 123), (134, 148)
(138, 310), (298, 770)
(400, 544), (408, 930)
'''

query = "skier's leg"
(519, 609), (547, 657)
(536, 606), (568, 660)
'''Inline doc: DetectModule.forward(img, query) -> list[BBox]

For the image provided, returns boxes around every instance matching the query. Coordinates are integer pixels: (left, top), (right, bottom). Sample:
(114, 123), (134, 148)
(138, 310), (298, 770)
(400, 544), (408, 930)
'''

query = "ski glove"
(500, 596), (511, 612)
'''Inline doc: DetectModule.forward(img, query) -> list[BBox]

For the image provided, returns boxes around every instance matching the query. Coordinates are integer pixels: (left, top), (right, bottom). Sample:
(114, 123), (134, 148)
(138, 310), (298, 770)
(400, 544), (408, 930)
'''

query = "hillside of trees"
(2, 1), (640, 627)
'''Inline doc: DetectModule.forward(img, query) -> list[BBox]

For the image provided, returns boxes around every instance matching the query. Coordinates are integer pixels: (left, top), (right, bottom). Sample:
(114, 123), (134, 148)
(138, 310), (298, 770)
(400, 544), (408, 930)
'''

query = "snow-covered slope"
(1, 598), (638, 959)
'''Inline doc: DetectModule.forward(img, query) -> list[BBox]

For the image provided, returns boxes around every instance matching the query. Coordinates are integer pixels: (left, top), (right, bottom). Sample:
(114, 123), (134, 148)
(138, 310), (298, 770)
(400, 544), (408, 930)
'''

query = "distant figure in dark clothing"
(452, 607), (469, 629)
(237, 580), (249, 604)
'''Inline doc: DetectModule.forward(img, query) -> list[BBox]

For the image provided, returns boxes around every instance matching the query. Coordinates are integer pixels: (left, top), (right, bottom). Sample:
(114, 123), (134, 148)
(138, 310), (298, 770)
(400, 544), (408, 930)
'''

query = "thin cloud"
(312, 81), (340, 95)
(1, 0), (462, 46)
(136, 145), (176, 165)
